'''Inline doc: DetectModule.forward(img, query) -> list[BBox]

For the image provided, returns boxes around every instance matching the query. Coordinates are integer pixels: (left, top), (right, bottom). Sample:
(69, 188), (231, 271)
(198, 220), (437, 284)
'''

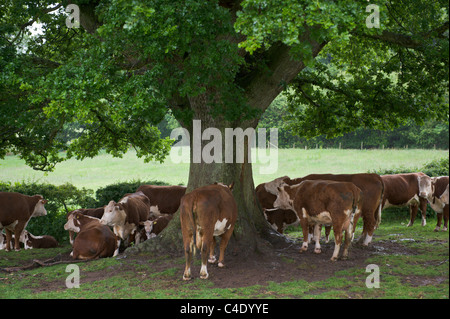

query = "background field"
(0, 148), (448, 300)
(0, 148), (447, 189)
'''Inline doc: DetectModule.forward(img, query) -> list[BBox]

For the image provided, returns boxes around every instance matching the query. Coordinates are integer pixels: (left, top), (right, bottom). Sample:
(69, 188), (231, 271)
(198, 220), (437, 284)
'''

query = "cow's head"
(273, 185), (294, 210)
(64, 211), (83, 232)
(418, 174), (433, 198)
(101, 201), (126, 227)
(32, 195), (47, 217)
(140, 220), (155, 238)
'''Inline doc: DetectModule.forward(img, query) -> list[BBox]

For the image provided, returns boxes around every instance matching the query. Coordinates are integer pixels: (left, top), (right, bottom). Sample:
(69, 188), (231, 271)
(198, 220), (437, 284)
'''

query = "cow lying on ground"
(64, 211), (116, 260)
(137, 185), (186, 217)
(21, 230), (58, 249)
(67, 207), (105, 245)
(180, 183), (237, 280)
(101, 191), (150, 256)
(0, 192), (48, 251)
(274, 180), (363, 261)
(381, 173), (432, 227)
(285, 174), (383, 246)
(429, 176), (449, 232)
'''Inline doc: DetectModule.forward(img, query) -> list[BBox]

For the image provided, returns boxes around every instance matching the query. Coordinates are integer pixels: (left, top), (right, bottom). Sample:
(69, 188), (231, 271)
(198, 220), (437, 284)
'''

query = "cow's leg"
(313, 224), (322, 254)
(13, 223), (25, 251)
(331, 223), (344, 262)
(4, 229), (13, 252)
(199, 235), (211, 279)
(407, 204), (418, 227)
(325, 226), (331, 243)
(419, 197), (428, 226)
(299, 218), (309, 253)
(208, 237), (217, 264)
(183, 234), (193, 280)
(308, 224), (314, 243)
(443, 205), (449, 231)
(113, 238), (121, 257)
(217, 225), (234, 268)
(435, 213), (443, 232)
(342, 220), (352, 260)
(358, 208), (376, 246)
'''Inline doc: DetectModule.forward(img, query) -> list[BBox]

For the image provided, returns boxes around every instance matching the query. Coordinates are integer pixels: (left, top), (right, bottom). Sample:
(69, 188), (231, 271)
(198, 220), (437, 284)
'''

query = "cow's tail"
(375, 178), (385, 229)
(181, 196), (198, 256)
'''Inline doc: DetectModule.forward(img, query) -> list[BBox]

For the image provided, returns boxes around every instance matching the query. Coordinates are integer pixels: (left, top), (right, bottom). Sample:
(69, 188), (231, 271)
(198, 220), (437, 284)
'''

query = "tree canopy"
(1, 0), (448, 170)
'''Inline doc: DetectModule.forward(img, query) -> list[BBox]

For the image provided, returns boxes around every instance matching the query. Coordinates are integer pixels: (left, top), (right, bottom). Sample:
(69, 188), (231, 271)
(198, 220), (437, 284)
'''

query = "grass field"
(0, 148), (447, 189)
(0, 148), (448, 300)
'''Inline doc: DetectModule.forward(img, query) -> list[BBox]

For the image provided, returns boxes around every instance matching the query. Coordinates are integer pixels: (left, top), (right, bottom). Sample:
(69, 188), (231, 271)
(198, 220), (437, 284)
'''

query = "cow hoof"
(208, 256), (217, 264)
(330, 257), (338, 262)
(183, 275), (192, 281)
(406, 222), (413, 227)
(15, 248), (20, 252)
(434, 227), (440, 232)
(200, 274), (209, 280)
(443, 227), (448, 232)
(218, 262), (225, 268)
(314, 248), (321, 254)
(341, 255), (349, 261)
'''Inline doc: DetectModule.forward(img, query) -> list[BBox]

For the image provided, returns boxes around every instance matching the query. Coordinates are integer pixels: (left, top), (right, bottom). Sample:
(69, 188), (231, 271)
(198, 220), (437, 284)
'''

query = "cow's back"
(73, 223), (116, 260)
(121, 193), (150, 225)
(381, 173), (422, 205)
(137, 185), (187, 214)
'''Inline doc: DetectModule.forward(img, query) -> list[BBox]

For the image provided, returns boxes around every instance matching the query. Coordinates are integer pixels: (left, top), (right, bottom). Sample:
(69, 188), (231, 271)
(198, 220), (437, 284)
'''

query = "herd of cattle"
(0, 172), (448, 280)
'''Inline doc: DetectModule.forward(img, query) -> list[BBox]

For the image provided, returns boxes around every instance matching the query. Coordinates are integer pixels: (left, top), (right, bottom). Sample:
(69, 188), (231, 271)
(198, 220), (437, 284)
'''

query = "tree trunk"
(127, 94), (287, 256)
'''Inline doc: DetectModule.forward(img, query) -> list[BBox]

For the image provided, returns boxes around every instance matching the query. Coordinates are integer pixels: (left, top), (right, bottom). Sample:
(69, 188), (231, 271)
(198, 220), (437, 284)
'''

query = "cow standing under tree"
(285, 174), (383, 246)
(274, 180), (363, 261)
(380, 173), (433, 227)
(428, 176), (449, 232)
(0, 192), (48, 251)
(180, 183), (237, 280)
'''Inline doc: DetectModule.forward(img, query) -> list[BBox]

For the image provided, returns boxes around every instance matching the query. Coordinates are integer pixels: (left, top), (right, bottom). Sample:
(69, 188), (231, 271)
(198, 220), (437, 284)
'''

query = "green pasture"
(0, 148), (447, 189)
(0, 148), (448, 299)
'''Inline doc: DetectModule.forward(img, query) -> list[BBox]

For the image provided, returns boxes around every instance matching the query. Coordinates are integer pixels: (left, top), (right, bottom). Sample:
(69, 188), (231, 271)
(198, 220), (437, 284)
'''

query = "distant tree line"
(157, 94), (448, 150)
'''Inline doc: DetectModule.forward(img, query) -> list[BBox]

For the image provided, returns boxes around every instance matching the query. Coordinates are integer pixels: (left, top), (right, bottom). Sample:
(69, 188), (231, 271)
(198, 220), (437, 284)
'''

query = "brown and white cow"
(67, 207), (105, 245)
(100, 191), (150, 256)
(263, 207), (299, 234)
(0, 192), (48, 251)
(20, 230), (58, 249)
(180, 183), (237, 280)
(136, 185), (186, 217)
(258, 177), (332, 241)
(428, 176), (449, 232)
(285, 173), (383, 246)
(140, 214), (174, 240)
(381, 173), (433, 227)
(64, 211), (117, 260)
(274, 180), (363, 261)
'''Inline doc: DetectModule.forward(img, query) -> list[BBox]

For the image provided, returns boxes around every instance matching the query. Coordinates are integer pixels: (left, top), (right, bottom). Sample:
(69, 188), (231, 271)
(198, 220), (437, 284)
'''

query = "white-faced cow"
(285, 174), (383, 246)
(274, 180), (363, 261)
(381, 173), (433, 227)
(258, 177), (332, 241)
(0, 192), (48, 251)
(20, 230), (58, 249)
(180, 183), (237, 280)
(428, 176), (449, 232)
(100, 191), (150, 256)
(67, 207), (105, 245)
(136, 185), (186, 217)
(140, 214), (173, 241)
(64, 211), (117, 260)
